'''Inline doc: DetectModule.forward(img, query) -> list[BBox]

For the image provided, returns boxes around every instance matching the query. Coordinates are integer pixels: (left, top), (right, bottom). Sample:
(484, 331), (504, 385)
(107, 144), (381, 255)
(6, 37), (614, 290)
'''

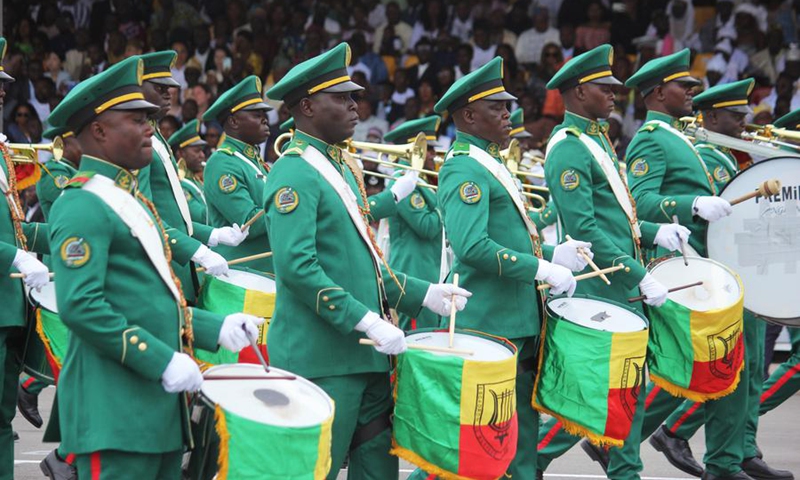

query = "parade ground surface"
(13, 387), (799, 479)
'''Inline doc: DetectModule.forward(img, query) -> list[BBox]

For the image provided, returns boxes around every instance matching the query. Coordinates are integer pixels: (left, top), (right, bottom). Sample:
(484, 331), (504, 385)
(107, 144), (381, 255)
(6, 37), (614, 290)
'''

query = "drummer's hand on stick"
(422, 283), (472, 317)
(654, 224), (691, 252)
(12, 250), (49, 290)
(638, 273), (669, 307)
(208, 224), (249, 247)
(390, 170), (420, 202)
(218, 313), (265, 352)
(355, 312), (407, 355)
(161, 352), (204, 393)
(535, 260), (576, 296)
(552, 239), (593, 272)
(191, 245), (229, 277)
(692, 196), (732, 222)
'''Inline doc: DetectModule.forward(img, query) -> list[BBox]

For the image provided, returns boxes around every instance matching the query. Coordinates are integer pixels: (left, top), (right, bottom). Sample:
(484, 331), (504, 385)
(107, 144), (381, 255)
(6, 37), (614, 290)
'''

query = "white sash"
(233, 152), (267, 182)
(83, 175), (182, 302)
(645, 119), (716, 194)
(181, 179), (208, 223)
(152, 135), (194, 236)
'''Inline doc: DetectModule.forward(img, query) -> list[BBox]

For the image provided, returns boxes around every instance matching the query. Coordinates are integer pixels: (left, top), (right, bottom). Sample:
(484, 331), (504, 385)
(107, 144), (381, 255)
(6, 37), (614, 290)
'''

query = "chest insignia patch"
(629, 158), (649, 177)
(459, 181), (482, 204)
(60, 237), (91, 268)
(410, 192), (426, 209)
(713, 166), (730, 184)
(274, 187), (299, 214)
(219, 174), (238, 193)
(560, 169), (580, 191)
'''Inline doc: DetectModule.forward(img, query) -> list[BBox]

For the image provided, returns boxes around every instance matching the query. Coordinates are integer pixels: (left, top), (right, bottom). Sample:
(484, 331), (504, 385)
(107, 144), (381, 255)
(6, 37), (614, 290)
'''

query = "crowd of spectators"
(3, 0), (800, 164)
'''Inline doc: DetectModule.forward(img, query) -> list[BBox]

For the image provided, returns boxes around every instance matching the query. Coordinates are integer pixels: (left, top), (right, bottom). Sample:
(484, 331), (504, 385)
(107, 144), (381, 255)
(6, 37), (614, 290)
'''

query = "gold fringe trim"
(650, 361), (744, 403)
(214, 405), (230, 480)
(390, 439), (474, 480)
(531, 401), (623, 448)
(35, 309), (62, 371)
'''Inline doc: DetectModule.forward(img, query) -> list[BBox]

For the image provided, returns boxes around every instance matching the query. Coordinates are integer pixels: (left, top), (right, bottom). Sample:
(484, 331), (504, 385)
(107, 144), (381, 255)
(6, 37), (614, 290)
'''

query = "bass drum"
(707, 156), (800, 326)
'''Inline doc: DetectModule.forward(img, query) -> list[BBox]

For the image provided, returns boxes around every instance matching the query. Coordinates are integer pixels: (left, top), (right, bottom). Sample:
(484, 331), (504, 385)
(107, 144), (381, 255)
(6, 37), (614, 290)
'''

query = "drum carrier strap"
(350, 409), (392, 451)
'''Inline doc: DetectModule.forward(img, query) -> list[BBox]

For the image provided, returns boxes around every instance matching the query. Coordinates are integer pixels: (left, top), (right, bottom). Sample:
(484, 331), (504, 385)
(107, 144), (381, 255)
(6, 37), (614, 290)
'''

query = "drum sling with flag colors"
(21, 282), (69, 385)
(533, 295), (648, 447)
(647, 256), (745, 402)
(196, 268), (275, 365)
(391, 329), (518, 480)
(201, 363), (334, 480)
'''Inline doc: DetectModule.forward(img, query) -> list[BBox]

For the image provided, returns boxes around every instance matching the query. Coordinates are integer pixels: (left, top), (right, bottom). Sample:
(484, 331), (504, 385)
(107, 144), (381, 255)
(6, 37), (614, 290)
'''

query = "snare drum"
(534, 295), (648, 447)
(22, 282), (69, 385)
(200, 363), (334, 480)
(196, 269), (275, 365)
(647, 257), (745, 401)
(392, 329), (518, 480)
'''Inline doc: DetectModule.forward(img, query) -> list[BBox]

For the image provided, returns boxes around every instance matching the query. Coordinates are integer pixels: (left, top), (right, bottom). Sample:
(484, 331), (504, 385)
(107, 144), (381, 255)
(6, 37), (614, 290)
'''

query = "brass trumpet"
(346, 132), (428, 171)
(8, 136), (64, 163)
(273, 131), (294, 156)
(502, 139), (548, 192)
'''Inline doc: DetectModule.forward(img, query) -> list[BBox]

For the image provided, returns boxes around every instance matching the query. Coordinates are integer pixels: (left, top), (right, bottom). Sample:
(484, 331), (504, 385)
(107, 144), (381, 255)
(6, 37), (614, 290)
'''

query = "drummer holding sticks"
(535, 44), (691, 480)
(264, 43), (472, 480)
(43, 56), (264, 480)
(650, 80), (793, 480)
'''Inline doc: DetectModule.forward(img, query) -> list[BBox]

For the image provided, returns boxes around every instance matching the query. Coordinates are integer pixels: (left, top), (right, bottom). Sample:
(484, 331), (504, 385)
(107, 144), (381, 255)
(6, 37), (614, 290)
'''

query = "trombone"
(741, 123), (800, 151)
(7, 136), (64, 164)
(346, 132), (428, 172)
(680, 116), (800, 159)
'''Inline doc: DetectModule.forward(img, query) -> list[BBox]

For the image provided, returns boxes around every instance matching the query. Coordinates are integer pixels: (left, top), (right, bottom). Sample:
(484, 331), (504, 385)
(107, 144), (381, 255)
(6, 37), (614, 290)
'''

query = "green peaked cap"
(203, 75), (271, 123)
(384, 115), (441, 145)
(0, 38), (13, 82)
(509, 109), (532, 138)
(693, 78), (754, 114)
(48, 56), (159, 134)
(266, 43), (364, 107)
(139, 50), (180, 87)
(625, 48), (700, 95)
(168, 119), (206, 149)
(773, 108), (800, 129)
(434, 56), (516, 114)
(546, 44), (621, 92)
(279, 117), (295, 133)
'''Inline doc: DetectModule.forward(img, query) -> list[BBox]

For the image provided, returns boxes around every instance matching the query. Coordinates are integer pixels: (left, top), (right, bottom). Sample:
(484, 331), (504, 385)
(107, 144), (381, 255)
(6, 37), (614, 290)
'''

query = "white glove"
(13, 250), (50, 290)
(218, 313), (265, 352)
(552, 239), (593, 272)
(390, 170), (419, 201)
(355, 311), (407, 355)
(0, 133), (7, 143)
(653, 224), (691, 252)
(192, 245), (229, 277)
(692, 196), (732, 222)
(208, 224), (249, 247)
(535, 259), (577, 296)
(422, 283), (473, 317)
(639, 273), (669, 307)
(161, 352), (204, 393)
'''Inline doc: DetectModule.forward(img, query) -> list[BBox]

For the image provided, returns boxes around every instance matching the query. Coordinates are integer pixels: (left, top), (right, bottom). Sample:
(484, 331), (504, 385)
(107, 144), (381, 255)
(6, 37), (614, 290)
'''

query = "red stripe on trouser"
(668, 402), (702, 434)
(411, 318), (417, 330)
(22, 376), (36, 389)
(537, 421), (563, 450)
(645, 385), (661, 409)
(65, 453), (75, 465)
(90, 452), (101, 480)
(761, 363), (800, 403)
(426, 475), (436, 480)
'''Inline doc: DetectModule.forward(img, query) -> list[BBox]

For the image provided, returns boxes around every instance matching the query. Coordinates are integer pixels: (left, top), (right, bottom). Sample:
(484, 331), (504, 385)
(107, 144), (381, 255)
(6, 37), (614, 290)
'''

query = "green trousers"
(20, 373), (47, 395)
(760, 327), (800, 415)
(75, 449), (182, 479)
(314, 372), (397, 480)
(663, 311), (765, 459)
(0, 327), (23, 480)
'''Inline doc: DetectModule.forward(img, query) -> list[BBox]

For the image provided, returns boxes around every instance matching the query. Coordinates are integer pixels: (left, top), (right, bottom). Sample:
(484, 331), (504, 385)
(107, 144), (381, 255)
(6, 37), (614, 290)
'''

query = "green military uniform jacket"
(37, 158), (78, 219)
(695, 143), (738, 193)
(181, 176), (208, 224)
(438, 132), (554, 340)
(386, 166), (443, 329)
(626, 111), (716, 256)
(204, 135), (272, 273)
(264, 131), (429, 379)
(48, 156), (225, 454)
(545, 112), (660, 310)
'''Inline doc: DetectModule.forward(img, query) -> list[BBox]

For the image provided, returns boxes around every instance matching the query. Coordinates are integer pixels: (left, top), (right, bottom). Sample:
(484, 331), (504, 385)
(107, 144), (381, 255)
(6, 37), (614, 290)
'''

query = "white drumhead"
(650, 257), (740, 312)
(547, 297), (646, 332)
(28, 281), (58, 313)
(708, 157), (800, 322)
(201, 364), (333, 428)
(405, 331), (514, 362)
(213, 270), (276, 294)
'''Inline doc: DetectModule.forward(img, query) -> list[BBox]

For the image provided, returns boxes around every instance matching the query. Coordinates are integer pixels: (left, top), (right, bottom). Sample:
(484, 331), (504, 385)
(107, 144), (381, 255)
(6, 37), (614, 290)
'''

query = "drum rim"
(545, 293), (649, 328)
(649, 256), (744, 312)
(26, 282), (58, 312)
(406, 327), (518, 355)
(705, 156), (800, 321)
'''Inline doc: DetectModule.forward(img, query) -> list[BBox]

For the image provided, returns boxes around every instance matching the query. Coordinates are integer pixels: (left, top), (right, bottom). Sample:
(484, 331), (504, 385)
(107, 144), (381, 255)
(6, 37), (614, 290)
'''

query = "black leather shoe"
(650, 425), (704, 477)
(40, 450), (77, 480)
(17, 384), (43, 428)
(742, 457), (794, 480)
(702, 471), (755, 480)
(580, 439), (609, 474)
(537, 470), (544, 480)
(13, 431), (18, 441)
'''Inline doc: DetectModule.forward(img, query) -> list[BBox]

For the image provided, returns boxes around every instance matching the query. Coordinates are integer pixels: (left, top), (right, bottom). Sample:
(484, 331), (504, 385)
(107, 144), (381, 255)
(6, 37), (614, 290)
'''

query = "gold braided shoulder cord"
(0, 143), (28, 249)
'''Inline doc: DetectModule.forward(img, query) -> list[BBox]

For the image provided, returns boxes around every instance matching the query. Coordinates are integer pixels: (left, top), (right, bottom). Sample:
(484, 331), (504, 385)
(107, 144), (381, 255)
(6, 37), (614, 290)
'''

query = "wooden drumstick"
(10, 272), (55, 279)
(565, 234), (609, 285)
(243, 323), (270, 373)
(448, 273), (460, 348)
(359, 338), (475, 356)
(672, 216), (689, 266)
(729, 179), (781, 206)
(536, 265), (625, 291)
(195, 251), (273, 272)
(241, 210), (266, 230)
(627, 281), (703, 303)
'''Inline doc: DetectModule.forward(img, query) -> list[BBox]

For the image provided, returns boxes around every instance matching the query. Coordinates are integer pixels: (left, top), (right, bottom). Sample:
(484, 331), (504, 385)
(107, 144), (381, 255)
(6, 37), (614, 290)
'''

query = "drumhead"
(707, 157), (800, 324)
(212, 270), (276, 293)
(649, 257), (741, 312)
(547, 296), (647, 332)
(201, 364), (332, 428)
(28, 281), (58, 313)
(405, 331), (514, 362)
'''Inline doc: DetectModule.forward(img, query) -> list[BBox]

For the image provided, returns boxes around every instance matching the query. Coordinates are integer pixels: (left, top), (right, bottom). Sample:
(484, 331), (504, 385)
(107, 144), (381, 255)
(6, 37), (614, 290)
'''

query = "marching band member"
(169, 120), (208, 224)
(264, 42), (471, 480)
